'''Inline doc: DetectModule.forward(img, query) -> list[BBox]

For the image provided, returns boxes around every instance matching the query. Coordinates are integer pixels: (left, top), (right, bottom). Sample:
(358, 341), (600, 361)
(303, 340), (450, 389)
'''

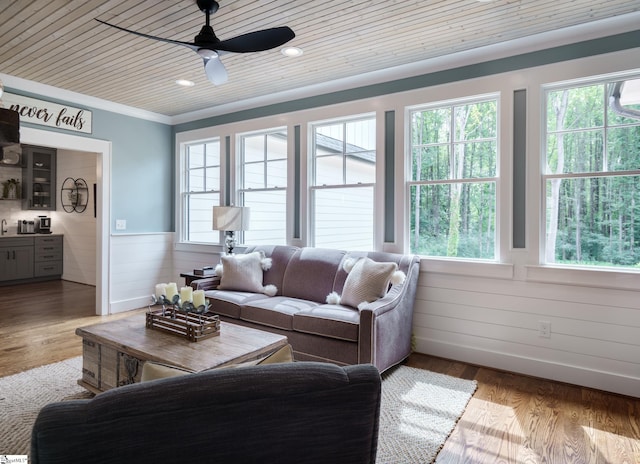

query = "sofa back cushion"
(31, 363), (381, 464)
(244, 245), (299, 295)
(282, 248), (346, 303)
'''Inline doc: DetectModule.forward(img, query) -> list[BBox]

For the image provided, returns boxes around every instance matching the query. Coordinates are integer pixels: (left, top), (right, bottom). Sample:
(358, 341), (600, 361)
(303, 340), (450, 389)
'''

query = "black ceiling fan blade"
(213, 26), (295, 53)
(95, 19), (200, 53)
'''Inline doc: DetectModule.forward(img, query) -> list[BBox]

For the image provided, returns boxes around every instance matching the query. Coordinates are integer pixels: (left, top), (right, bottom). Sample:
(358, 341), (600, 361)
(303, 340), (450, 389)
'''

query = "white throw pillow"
(339, 257), (398, 309)
(216, 252), (277, 295)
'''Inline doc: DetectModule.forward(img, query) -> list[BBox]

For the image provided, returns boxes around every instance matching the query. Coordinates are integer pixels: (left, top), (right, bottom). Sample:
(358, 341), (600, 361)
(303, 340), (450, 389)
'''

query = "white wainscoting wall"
(413, 265), (640, 398)
(109, 233), (175, 313)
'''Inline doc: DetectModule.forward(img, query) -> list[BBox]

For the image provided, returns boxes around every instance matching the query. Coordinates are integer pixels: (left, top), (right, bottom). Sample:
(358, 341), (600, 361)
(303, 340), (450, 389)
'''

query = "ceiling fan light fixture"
(281, 46), (303, 57)
(96, 1), (295, 86)
(197, 49), (218, 60)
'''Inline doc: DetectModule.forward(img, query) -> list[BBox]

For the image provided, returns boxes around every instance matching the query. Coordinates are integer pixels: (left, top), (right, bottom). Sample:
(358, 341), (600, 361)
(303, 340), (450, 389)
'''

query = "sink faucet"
(1, 219), (7, 235)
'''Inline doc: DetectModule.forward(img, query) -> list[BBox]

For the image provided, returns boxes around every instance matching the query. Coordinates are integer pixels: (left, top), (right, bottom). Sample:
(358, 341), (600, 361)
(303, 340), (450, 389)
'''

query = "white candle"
(193, 290), (206, 308)
(165, 282), (178, 301)
(155, 283), (167, 299)
(180, 286), (193, 304)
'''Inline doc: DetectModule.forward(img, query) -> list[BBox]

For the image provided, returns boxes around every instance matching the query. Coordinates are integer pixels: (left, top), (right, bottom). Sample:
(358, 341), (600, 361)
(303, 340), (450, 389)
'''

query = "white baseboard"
(415, 337), (640, 398)
(109, 296), (150, 314)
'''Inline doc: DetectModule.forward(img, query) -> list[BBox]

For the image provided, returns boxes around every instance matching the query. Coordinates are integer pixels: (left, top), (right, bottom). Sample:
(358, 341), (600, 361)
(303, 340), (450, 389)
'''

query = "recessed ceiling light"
(281, 47), (303, 57)
(176, 79), (195, 87)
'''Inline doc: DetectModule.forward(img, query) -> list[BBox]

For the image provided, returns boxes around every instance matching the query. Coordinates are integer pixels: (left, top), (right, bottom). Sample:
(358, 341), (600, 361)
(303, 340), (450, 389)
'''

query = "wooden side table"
(180, 272), (206, 286)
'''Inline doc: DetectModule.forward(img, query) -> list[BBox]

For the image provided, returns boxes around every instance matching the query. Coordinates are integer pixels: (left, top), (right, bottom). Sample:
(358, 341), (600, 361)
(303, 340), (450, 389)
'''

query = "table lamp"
(212, 206), (250, 254)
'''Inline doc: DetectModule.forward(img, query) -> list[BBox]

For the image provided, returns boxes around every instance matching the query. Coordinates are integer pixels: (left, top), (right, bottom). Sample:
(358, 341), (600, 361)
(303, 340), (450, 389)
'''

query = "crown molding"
(0, 73), (171, 125)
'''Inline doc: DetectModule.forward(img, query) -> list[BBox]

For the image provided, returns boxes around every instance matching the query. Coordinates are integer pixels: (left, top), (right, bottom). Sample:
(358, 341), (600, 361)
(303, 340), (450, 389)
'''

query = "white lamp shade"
(212, 206), (250, 231)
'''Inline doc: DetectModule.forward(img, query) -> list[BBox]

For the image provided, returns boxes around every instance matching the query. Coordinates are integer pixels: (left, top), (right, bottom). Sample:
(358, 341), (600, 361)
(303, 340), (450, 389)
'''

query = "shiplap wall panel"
(109, 233), (173, 312)
(423, 272), (640, 309)
(424, 300), (640, 347)
(418, 310), (640, 367)
(173, 248), (222, 281)
(416, 326), (640, 380)
(413, 271), (640, 396)
(422, 287), (640, 327)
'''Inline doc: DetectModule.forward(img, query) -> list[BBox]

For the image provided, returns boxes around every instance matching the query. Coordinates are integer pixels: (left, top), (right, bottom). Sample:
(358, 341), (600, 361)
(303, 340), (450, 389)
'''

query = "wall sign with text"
(3, 93), (92, 134)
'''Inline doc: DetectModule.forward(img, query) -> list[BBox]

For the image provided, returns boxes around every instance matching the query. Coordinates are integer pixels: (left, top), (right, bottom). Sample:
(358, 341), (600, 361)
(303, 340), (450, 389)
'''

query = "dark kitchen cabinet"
(0, 237), (35, 281)
(22, 145), (57, 211)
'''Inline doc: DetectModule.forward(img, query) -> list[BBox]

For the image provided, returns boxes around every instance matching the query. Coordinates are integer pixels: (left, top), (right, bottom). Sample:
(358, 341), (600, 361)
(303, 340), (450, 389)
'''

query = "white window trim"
(235, 126), (289, 246)
(539, 70), (640, 276)
(174, 128), (228, 253)
(308, 113), (377, 248)
(404, 92), (502, 262)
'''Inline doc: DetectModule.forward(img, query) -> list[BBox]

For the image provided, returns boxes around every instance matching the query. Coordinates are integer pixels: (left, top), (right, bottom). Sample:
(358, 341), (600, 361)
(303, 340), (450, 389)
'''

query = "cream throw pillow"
(218, 252), (265, 293)
(340, 257), (398, 309)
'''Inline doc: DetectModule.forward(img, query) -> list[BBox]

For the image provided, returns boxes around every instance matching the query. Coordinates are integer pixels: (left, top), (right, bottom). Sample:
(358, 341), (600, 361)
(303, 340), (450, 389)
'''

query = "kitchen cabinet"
(22, 145), (57, 211)
(0, 235), (63, 283)
(0, 237), (35, 281)
(35, 235), (63, 277)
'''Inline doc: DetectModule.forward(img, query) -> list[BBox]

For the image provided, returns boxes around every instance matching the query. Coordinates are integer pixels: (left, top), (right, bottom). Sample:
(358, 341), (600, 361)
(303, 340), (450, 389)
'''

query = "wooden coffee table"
(76, 312), (288, 394)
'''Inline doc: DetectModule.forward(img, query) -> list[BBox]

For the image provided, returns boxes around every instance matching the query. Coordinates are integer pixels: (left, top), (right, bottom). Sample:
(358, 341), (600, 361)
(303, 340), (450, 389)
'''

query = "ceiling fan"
(96, 0), (295, 85)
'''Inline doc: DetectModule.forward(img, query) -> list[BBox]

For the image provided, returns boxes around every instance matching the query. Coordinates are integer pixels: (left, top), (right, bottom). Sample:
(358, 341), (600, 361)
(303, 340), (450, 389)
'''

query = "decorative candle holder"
(149, 294), (210, 321)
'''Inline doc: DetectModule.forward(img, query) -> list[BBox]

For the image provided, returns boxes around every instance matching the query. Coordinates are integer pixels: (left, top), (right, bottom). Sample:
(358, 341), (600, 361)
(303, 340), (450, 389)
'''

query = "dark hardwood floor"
(2, 280), (639, 463)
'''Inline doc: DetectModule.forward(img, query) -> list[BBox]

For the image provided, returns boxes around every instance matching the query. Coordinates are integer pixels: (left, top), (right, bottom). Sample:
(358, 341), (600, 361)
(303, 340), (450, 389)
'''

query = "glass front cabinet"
(22, 145), (56, 211)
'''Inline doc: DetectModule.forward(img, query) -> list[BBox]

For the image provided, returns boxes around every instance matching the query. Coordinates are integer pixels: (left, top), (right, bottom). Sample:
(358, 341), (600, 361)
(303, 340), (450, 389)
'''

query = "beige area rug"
(0, 358), (476, 463)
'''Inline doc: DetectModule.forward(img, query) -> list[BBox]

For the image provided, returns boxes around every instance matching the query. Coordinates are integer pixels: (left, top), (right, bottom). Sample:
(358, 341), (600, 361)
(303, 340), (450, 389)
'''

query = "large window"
(544, 76), (640, 268)
(182, 140), (221, 243)
(311, 116), (376, 250)
(239, 129), (287, 245)
(408, 96), (498, 259)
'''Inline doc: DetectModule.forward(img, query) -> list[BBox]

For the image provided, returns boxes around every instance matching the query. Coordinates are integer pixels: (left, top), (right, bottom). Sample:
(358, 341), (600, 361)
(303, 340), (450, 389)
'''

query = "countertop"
(0, 233), (62, 239)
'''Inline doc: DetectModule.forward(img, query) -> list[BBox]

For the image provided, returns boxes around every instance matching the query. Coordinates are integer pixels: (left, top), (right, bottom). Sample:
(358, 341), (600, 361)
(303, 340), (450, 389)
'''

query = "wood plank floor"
(2, 280), (639, 463)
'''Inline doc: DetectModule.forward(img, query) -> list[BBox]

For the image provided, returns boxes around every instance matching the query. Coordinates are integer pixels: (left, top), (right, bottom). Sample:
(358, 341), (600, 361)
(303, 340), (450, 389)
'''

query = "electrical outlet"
(539, 320), (551, 338)
(115, 219), (126, 230)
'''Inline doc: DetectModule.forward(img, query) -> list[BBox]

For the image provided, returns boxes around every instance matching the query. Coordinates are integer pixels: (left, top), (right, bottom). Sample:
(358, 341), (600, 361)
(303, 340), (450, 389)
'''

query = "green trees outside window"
(545, 78), (640, 268)
(409, 97), (498, 259)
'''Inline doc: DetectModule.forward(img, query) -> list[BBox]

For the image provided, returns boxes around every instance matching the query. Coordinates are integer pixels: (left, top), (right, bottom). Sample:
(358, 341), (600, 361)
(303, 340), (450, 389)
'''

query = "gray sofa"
(193, 245), (420, 372)
(31, 362), (381, 464)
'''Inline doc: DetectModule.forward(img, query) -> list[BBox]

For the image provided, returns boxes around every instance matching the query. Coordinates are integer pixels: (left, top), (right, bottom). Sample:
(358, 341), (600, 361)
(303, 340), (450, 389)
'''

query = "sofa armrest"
(190, 276), (220, 291)
(357, 255), (420, 372)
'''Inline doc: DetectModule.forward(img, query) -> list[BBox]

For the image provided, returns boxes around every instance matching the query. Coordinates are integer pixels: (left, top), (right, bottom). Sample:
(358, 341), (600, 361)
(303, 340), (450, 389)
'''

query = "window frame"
(177, 138), (223, 245)
(236, 126), (289, 246)
(309, 114), (377, 250)
(541, 74), (640, 269)
(406, 93), (501, 261)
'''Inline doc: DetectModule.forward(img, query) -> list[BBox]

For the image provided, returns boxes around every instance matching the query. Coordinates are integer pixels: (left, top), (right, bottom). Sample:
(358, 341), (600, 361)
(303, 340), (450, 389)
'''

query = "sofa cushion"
(244, 245), (299, 295)
(282, 248), (346, 302)
(241, 297), (321, 330)
(293, 305), (360, 341)
(204, 290), (266, 319)
(340, 257), (398, 309)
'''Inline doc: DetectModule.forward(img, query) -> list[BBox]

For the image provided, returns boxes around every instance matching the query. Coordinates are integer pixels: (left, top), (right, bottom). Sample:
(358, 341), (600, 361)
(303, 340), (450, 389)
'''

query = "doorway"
(21, 127), (111, 315)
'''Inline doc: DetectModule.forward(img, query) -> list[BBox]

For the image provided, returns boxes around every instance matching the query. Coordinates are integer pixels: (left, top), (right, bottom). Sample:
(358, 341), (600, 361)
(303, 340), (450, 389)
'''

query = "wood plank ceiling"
(0, 0), (639, 118)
